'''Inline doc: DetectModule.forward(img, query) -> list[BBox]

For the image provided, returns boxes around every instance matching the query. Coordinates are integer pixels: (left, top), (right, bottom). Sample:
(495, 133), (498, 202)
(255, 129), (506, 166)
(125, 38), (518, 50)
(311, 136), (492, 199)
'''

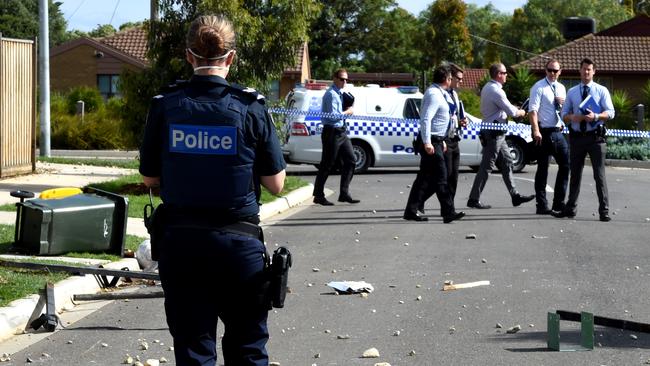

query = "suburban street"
(2, 165), (650, 365)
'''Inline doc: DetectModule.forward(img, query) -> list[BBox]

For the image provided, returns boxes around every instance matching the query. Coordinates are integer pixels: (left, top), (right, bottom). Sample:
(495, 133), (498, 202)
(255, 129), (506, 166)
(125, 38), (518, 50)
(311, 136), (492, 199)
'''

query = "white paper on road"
(327, 281), (374, 294)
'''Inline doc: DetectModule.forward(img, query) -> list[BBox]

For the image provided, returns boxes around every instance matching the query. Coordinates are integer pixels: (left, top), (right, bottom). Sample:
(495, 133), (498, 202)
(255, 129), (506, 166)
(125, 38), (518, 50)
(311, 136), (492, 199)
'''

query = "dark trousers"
(444, 139), (460, 200)
(313, 126), (356, 198)
(565, 134), (609, 216)
(419, 138), (459, 211)
(534, 130), (569, 211)
(405, 138), (455, 217)
(159, 223), (269, 366)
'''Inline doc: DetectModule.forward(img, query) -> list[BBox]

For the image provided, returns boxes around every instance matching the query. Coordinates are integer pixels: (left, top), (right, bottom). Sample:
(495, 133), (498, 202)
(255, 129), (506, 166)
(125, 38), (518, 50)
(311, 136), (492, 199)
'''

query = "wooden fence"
(0, 35), (36, 178)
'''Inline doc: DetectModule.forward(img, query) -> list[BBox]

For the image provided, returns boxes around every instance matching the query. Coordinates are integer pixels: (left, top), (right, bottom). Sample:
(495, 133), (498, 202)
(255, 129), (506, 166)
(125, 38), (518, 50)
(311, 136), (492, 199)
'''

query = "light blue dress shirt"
(561, 81), (615, 132)
(419, 84), (451, 141)
(480, 80), (519, 126)
(528, 77), (566, 128)
(321, 84), (344, 128)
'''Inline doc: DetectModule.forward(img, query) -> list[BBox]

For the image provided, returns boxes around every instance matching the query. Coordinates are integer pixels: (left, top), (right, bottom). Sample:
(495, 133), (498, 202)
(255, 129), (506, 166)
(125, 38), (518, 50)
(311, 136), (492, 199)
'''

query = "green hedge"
(606, 137), (650, 161)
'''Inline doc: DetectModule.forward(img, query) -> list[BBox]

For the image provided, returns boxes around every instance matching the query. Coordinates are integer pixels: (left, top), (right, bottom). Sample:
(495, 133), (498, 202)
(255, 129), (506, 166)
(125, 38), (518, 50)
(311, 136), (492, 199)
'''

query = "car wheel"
(352, 140), (372, 174)
(507, 138), (526, 173)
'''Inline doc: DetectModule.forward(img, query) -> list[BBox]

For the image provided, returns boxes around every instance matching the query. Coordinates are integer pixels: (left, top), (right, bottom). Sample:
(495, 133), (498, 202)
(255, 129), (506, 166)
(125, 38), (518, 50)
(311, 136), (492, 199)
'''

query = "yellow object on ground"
(39, 187), (83, 199)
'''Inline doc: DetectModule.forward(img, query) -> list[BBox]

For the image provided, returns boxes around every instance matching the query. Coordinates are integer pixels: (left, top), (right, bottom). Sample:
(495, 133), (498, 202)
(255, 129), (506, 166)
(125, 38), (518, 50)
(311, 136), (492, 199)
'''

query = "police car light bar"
(397, 86), (419, 94)
(290, 122), (310, 136)
(304, 83), (328, 90)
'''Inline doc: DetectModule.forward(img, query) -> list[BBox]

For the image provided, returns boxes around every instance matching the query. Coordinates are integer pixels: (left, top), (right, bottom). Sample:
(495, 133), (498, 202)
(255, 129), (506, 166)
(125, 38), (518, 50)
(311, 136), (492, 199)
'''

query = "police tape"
(268, 107), (650, 139)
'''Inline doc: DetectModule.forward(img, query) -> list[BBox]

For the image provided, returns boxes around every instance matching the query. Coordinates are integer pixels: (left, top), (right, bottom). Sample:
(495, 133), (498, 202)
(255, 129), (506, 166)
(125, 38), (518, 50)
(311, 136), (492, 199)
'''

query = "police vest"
(160, 87), (258, 216)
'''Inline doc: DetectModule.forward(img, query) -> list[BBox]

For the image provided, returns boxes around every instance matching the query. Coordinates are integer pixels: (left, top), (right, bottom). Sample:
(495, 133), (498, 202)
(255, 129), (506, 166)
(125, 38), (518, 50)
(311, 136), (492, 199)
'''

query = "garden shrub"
(65, 86), (104, 115)
(609, 89), (634, 130)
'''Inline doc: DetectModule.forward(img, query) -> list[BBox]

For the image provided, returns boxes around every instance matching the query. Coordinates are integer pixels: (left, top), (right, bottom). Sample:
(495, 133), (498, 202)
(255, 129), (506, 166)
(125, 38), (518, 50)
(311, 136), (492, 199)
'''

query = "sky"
(59, 0), (527, 32)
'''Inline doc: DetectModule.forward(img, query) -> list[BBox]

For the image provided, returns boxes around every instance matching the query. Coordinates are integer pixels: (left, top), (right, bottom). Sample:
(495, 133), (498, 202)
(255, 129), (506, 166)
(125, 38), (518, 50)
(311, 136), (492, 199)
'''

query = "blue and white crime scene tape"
(268, 107), (650, 139)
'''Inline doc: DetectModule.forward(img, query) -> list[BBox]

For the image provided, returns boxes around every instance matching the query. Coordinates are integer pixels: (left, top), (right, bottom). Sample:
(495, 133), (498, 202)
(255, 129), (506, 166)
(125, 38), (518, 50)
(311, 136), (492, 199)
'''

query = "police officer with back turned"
(139, 14), (286, 366)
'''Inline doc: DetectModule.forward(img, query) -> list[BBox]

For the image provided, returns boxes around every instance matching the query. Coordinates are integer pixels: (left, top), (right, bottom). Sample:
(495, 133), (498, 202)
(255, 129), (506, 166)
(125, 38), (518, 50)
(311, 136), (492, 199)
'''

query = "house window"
(97, 74), (120, 99)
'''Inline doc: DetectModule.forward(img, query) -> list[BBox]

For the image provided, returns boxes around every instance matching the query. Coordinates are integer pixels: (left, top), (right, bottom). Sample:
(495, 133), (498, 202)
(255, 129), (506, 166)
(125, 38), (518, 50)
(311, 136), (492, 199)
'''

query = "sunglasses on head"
(546, 68), (560, 73)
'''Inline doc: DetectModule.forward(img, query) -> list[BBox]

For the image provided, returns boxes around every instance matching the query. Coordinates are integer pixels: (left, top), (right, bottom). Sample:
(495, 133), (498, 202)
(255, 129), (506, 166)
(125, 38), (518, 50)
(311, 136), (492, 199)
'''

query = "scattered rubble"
(506, 325), (521, 334)
(361, 347), (380, 358)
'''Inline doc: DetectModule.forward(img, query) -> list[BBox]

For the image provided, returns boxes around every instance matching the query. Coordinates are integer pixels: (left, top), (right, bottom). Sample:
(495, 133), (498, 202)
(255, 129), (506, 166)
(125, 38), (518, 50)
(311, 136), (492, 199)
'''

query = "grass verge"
(0, 224), (146, 307)
(1, 174), (309, 218)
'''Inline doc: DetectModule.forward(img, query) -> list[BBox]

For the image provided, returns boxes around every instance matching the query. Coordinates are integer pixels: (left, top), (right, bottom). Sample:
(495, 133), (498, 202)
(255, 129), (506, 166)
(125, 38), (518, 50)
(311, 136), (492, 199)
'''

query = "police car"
(280, 83), (534, 173)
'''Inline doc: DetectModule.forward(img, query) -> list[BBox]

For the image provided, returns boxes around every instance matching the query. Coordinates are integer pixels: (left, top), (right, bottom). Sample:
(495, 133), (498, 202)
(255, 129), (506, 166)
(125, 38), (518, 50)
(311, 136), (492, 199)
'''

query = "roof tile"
(99, 27), (149, 63)
(516, 34), (650, 73)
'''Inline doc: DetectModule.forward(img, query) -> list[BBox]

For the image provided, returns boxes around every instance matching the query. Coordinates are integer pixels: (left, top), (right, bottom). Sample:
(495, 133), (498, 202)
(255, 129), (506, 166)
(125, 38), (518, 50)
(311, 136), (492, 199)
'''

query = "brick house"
(515, 15), (650, 103)
(50, 27), (148, 98)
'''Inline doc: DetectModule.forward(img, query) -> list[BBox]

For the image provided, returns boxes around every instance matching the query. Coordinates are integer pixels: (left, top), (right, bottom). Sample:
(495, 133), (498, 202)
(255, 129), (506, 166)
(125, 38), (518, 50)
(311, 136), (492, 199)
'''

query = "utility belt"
(143, 201), (292, 310)
(429, 135), (445, 143)
(165, 206), (261, 237)
(322, 124), (347, 133)
(540, 127), (562, 133)
(569, 124), (607, 138)
(412, 133), (445, 155)
(445, 135), (461, 143)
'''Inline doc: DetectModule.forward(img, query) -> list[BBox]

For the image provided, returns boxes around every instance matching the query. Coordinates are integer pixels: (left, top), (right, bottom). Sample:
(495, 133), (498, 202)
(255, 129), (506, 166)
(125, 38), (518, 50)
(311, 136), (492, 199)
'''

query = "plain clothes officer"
(403, 65), (465, 224)
(312, 68), (359, 206)
(554, 58), (615, 222)
(467, 63), (535, 210)
(528, 59), (570, 215)
(139, 15), (286, 366)
(418, 63), (467, 214)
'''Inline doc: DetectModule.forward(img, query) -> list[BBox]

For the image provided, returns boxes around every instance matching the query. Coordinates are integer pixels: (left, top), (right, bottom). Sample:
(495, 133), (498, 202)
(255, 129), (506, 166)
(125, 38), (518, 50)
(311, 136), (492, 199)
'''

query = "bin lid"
(25, 193), (114, 210)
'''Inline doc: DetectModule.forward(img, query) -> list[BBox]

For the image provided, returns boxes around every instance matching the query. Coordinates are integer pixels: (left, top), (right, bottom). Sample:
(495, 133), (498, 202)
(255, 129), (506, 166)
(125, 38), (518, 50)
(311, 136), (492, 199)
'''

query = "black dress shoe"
(313, 196), (334, 206)
(338, 195), (360, 204)
(443, 211), (465, 223)
(512, 193), (535, 207)
(551, 203), (565, 212)
(551, 210), (575, 218)
(600, 214), (611, 222)
(467, 199), (491, 209)
(536, 207), (552, 215)
(403, 212), (428, 222)
(417, 206), (426, 215)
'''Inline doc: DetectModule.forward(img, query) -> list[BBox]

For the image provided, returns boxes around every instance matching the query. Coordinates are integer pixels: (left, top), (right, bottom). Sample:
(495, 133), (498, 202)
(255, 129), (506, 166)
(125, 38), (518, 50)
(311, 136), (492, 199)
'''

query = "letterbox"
(12, 187), (128, 256)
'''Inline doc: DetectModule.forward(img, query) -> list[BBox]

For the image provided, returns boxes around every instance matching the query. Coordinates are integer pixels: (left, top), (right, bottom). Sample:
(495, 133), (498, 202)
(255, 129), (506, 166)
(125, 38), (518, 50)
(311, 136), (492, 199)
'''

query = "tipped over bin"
(11, 187), (128, 256)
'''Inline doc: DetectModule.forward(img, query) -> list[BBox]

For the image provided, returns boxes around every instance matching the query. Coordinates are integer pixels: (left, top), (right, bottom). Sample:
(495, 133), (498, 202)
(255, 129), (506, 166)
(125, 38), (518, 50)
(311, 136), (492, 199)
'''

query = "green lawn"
(1, 173), (308, 218)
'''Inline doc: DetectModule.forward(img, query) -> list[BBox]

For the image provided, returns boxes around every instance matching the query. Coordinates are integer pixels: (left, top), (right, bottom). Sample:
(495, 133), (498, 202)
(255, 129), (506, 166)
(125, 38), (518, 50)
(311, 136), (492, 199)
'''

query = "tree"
(362, 7), (425, 74)
(0, 0), (67, 46)
(119, 21), (144, 31)
(483, 22), (502, 67)
(502, 0), (630, 64)
(120, 0), (320, 146)
(308, 0), (397, 79)
(88, 24), (117, 38)
(421, 0), (473, 69)
(465, 3), (509, 68)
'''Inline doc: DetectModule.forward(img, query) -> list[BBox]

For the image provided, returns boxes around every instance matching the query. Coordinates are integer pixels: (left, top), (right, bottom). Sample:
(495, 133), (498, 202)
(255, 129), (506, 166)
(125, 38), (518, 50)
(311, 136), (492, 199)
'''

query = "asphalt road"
(3, 165), (650, 365)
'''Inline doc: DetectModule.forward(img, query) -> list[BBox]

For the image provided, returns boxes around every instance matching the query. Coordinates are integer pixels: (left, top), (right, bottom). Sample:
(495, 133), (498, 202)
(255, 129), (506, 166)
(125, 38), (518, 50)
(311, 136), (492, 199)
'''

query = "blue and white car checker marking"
(271, 107), (650, 139)
(277, 84), (650, 174)
(169, 124), (237, 155)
